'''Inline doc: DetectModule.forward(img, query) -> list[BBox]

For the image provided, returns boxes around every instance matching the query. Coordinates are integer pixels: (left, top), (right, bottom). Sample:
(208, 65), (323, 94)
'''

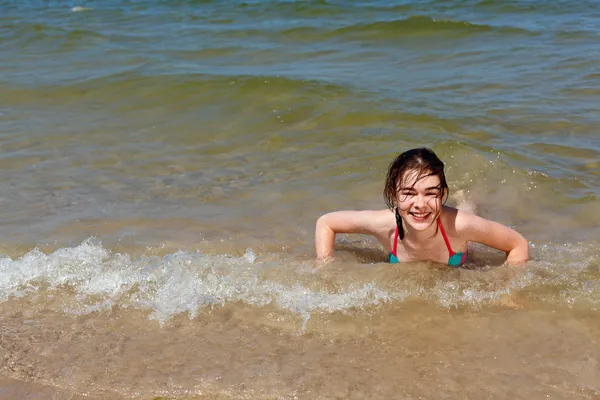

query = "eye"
(426, 191), (440, 197)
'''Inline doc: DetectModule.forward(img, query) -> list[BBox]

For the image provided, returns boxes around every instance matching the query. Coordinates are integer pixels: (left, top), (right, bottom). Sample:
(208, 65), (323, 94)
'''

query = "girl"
(315, 147), (529, 266)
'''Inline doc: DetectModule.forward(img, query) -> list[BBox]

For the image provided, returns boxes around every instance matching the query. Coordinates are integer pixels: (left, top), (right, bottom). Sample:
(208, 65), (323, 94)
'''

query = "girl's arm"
(456, 211), (529, 265)
(315, 210), (389, 261)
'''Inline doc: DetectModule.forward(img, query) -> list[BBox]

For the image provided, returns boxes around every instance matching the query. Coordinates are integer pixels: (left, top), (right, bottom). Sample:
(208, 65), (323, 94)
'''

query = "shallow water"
(1, 0), (599, 398)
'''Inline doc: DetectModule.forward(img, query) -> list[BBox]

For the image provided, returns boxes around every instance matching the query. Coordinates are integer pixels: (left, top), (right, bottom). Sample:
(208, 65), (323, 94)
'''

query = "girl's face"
(396, 170), (444, 231)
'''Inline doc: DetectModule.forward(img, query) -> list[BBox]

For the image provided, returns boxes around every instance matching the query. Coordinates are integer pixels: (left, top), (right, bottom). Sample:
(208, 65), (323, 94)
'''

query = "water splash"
(0, 238), (598, 324)
(71, 6), (92, 12)
(0, 239), (391, 324)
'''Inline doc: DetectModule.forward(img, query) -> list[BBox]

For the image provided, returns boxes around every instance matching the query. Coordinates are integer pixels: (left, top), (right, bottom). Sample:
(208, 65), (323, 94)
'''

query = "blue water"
(1, 1), (600, 399)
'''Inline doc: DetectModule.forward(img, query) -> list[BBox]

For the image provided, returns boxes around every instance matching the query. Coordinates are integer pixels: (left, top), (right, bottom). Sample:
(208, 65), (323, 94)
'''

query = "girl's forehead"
(399, 170), (440, 188)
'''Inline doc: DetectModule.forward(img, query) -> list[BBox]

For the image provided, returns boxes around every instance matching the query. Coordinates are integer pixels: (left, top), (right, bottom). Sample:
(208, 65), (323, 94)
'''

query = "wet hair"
(383, 147), (449, 239)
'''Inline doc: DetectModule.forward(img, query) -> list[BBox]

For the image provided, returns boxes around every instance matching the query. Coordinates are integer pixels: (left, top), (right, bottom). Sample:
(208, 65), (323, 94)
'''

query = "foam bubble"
(71, 6), (91, 12)
(0, 239), (392, 324)
(0, 238), (597, 323)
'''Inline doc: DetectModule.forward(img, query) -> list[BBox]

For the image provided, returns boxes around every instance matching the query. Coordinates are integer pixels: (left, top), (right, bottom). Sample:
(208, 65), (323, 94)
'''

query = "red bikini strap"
(437, 218), (456, 256)
(392, 225), (399, 256)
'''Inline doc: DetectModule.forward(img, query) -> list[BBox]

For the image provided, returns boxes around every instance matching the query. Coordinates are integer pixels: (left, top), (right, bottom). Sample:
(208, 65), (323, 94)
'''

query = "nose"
(414, 193), (426, 208)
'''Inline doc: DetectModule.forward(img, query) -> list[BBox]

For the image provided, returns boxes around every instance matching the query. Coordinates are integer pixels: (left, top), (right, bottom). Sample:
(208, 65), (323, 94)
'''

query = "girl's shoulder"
(357, 209), (396, 231)
(441, 205), (479, 236)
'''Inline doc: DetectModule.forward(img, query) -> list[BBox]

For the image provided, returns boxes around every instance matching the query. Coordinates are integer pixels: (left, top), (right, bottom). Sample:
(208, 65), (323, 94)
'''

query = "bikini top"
(388, 218), (467, 267)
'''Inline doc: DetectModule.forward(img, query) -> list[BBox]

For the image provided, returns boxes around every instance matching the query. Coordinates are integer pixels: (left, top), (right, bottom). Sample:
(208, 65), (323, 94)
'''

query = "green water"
(0, 0), (599, 398)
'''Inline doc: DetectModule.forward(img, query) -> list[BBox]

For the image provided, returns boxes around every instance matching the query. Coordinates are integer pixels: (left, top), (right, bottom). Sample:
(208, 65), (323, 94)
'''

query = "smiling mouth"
(409, 212), (431, 221)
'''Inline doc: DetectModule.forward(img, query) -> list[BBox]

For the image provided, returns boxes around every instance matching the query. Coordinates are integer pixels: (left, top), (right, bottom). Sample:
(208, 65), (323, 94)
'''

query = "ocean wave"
(2, 21), (108, 50)
(208, 15), (537, 42)
(472, 0), (541, 13)
(554, 29), (600, 40)
(473, 0), (600, 13)
(1, 238), (598, 325)
(324, 16), (536, 40)
(0, 71), (357, 112)
(237, 0), (341, 18)
(0, 239), (390, 326)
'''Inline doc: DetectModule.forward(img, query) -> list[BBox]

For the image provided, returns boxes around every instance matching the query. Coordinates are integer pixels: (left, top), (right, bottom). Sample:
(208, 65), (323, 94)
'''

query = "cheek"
(397, 198), (412, 212)
(426, 197), (442, 210)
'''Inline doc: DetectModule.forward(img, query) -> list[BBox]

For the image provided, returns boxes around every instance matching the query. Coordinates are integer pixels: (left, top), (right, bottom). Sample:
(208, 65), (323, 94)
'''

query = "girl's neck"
(402, 216), (440, 245)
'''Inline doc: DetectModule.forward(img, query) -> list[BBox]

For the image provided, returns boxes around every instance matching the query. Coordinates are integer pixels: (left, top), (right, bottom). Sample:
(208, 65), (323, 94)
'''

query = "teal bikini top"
(389, 218), (467, 267)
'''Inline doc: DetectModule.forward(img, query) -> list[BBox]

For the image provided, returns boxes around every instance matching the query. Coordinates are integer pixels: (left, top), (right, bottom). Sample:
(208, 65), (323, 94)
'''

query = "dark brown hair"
(383, 147), (449, 239)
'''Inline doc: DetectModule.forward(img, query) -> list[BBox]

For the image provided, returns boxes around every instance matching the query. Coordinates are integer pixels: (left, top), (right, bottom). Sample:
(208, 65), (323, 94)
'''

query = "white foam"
(0, 238), (597, 323)
(71, 6), (92, 12)
(0, 239), (392, 324)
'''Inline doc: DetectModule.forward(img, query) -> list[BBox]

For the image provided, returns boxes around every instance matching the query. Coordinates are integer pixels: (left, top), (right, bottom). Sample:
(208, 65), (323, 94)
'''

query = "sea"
(0, 0), (599, 398)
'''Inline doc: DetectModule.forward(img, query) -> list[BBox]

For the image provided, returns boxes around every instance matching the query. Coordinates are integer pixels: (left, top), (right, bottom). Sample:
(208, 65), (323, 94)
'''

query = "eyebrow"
(399, 186), (440, 191)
